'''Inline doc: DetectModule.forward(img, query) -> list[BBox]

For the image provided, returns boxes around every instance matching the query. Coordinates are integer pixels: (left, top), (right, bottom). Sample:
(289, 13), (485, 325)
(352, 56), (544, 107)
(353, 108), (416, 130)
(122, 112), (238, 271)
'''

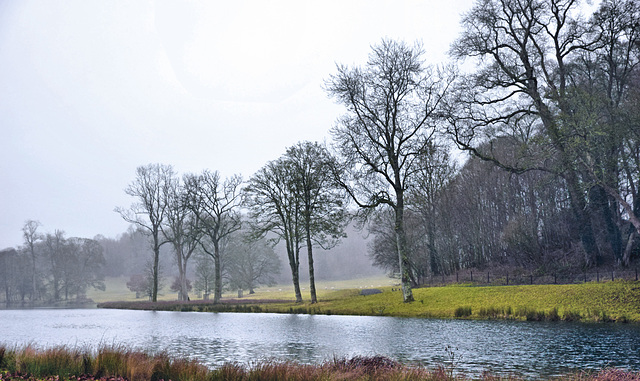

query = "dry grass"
(86, 276), (395, 304)
(2, 345), (640, 381)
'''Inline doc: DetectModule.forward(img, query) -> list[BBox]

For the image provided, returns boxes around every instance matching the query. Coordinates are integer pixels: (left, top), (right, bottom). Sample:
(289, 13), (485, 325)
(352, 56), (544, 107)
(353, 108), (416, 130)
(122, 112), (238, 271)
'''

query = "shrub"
(548, 307), (560, 321)
(478, 306), (503, 319)
(454, 306), (472, 317)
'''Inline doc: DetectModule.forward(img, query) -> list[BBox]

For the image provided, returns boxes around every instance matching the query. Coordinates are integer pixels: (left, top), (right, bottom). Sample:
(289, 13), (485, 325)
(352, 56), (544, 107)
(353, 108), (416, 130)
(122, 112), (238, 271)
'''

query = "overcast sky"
(0, 0), (476, 248)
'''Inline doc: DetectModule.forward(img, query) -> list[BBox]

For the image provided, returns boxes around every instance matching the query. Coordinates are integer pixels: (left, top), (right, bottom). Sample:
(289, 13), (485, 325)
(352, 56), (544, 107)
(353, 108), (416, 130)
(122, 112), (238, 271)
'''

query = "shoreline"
(1, 345), (639, 381)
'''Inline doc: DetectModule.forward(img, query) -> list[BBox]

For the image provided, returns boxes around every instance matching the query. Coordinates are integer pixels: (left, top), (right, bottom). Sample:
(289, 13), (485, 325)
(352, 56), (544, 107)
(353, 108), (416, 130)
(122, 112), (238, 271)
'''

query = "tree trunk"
(565, 172), (601, 267)
(395, 193), (414, 303)
(291, 255), (303, 303)
(31, 248), (37, 301)
(622, 230), (637, 267)
(213, 241), (222, 303)
(590, 185), (623, 262)
(306, 223), (317, 304)
(425, 209), (439, 277)
(286, 237), (303, 303)
(152, 234), (160, 303)
(291, 264), (302, 303)
(180, 262), (189, 301)
(534, 90), (602, 267)
(175, 245), (186, 301)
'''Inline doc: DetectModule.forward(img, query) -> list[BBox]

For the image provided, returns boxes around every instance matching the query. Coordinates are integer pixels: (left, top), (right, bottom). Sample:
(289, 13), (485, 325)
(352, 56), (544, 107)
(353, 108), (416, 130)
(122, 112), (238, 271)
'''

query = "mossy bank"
(98, 280), (640, 323)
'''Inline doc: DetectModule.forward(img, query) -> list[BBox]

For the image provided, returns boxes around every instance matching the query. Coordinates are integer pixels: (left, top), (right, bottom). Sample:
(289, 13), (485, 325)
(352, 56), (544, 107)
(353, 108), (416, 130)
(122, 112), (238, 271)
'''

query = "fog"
(0, 0), (474, 249)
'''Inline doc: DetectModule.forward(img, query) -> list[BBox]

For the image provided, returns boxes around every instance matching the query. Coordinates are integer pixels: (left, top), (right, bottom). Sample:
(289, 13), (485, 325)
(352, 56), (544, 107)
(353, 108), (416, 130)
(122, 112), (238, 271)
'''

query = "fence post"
(487, 272), (490, 284)
(612, 271), (614, 282)
(456, 272), (459, 283)
(530, 274), (533, 285)
(506, 273), (509, 285)
(597, 270), (599, 282)
(471, 271), (473, 282)
(636, 268), (638, 281)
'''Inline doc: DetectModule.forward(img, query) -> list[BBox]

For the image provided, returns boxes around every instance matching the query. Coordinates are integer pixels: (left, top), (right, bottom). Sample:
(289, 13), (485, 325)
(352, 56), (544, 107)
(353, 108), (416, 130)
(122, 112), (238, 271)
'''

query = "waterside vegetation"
(2, 345), (640, 381)
(98, 280), (640, 323)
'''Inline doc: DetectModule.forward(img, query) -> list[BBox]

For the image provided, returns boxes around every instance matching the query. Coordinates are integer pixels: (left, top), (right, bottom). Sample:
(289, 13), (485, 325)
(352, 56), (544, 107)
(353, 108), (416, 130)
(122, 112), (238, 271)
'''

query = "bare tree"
(22, 220), (41, 300)
(116, 163), (175, 302)
(43, 230), (65, 301)
(245, 157), (305, 302)
(162, 177), (202, 301)
(193, 250), (215, 298)
(225, 229), (281, 295)
(285, 141), (348, 303)
(446, 0), (640, 266)
(407, 142), (457, 278)
(325, 39), (452, 302)
(0, 248), (22, 305)
(64, 237), (106, 299)
(183, 170), (242, 303)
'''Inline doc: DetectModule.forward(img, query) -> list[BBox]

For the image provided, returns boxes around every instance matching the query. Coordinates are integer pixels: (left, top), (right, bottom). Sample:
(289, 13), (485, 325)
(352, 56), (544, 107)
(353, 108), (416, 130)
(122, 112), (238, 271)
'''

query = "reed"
(2, 345), (640, 381)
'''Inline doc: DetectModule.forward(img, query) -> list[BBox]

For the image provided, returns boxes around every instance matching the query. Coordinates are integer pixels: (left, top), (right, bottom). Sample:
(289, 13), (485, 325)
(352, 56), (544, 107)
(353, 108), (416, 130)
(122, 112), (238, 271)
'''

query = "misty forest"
(2, 0), (640, 307)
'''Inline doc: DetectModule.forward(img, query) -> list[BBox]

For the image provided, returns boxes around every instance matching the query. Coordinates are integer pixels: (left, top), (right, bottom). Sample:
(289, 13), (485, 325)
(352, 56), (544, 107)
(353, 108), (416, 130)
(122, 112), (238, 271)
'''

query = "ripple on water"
(0, 309), (639, 378)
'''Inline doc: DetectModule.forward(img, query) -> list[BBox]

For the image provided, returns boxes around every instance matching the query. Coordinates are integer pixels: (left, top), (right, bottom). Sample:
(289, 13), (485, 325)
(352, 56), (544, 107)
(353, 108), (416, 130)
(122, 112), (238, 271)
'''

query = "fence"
(421, 268), (639, 287)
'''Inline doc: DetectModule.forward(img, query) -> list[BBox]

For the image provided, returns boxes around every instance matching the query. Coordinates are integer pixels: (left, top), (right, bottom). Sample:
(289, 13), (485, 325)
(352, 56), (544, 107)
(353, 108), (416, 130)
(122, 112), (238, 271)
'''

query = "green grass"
(96, 279), (640, 323)
(304, 281), (640, 322)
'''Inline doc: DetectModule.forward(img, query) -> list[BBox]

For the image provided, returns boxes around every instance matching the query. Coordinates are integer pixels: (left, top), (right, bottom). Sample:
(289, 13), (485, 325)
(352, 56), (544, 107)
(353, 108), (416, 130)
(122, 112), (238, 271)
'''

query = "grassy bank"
(98, 281), (640, 323)
(1, 345), (639, 381)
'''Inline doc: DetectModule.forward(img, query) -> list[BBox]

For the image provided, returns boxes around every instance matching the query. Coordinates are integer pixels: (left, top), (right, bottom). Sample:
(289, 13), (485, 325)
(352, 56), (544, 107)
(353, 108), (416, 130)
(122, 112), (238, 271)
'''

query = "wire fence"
(420, 268), (640, 287)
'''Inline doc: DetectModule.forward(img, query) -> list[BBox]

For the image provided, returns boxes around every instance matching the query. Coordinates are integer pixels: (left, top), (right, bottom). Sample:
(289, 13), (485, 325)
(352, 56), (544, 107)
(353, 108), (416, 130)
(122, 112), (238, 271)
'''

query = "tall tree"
(326, 39), (451, 302)
(184, 170), (242, 303)
(64, 238), (106, 299)
(43, 230), (66, 301)
(245, 157), (305, 302)
(193, 250), (215, 298)
(580, 0), (640, 264)
(116, 163), (175, 302)
(162, 177), (202, 301)
(285, 141), (348, 303)
(0, 248), (21, 305)
(22, 220), (41, 301)
(225, 229), (281, 295)
(446, 0), (640, 267)
(408, 142), (457, 278)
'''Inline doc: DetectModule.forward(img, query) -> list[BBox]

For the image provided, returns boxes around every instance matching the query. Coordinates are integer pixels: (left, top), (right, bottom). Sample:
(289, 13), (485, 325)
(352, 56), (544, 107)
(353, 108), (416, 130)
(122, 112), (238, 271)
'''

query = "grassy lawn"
(308, 281), (640, 322)
(94, 277), (640, 323)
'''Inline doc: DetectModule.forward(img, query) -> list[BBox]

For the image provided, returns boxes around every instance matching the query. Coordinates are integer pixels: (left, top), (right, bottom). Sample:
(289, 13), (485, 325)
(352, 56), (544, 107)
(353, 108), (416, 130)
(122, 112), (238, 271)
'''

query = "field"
(2, 345), (639, 381)
(86, 275), (395, 304)
(92, 277), (640, 323)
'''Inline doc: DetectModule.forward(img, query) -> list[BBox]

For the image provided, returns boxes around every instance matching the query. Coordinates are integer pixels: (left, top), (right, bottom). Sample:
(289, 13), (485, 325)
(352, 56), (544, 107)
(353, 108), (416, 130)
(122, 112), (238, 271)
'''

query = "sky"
(0, 0), (476, 249)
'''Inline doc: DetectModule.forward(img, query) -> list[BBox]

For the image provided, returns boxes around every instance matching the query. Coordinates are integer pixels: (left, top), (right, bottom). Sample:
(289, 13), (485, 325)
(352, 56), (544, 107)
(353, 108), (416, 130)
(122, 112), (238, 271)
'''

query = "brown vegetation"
(2, 345), (640, 381)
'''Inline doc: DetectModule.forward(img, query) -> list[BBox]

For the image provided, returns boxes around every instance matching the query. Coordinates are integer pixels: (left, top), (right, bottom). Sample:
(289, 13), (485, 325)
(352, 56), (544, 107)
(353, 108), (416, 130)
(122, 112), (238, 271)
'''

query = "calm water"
(1, 309), (639, 378)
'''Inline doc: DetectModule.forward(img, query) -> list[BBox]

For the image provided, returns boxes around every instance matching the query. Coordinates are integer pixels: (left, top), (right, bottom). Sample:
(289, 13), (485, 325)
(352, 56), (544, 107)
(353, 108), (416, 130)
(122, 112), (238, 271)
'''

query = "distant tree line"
(0, 221), (105, 305)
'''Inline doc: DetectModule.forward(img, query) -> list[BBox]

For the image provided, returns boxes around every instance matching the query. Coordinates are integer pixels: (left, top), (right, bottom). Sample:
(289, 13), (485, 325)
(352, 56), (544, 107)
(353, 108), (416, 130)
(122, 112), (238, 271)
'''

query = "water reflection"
(0, 309), (639, 378)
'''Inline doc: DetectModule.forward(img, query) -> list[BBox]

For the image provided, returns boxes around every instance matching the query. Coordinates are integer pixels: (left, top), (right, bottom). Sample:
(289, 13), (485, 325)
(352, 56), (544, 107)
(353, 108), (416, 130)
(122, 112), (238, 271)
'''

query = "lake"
(1, 309), (639, 378)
